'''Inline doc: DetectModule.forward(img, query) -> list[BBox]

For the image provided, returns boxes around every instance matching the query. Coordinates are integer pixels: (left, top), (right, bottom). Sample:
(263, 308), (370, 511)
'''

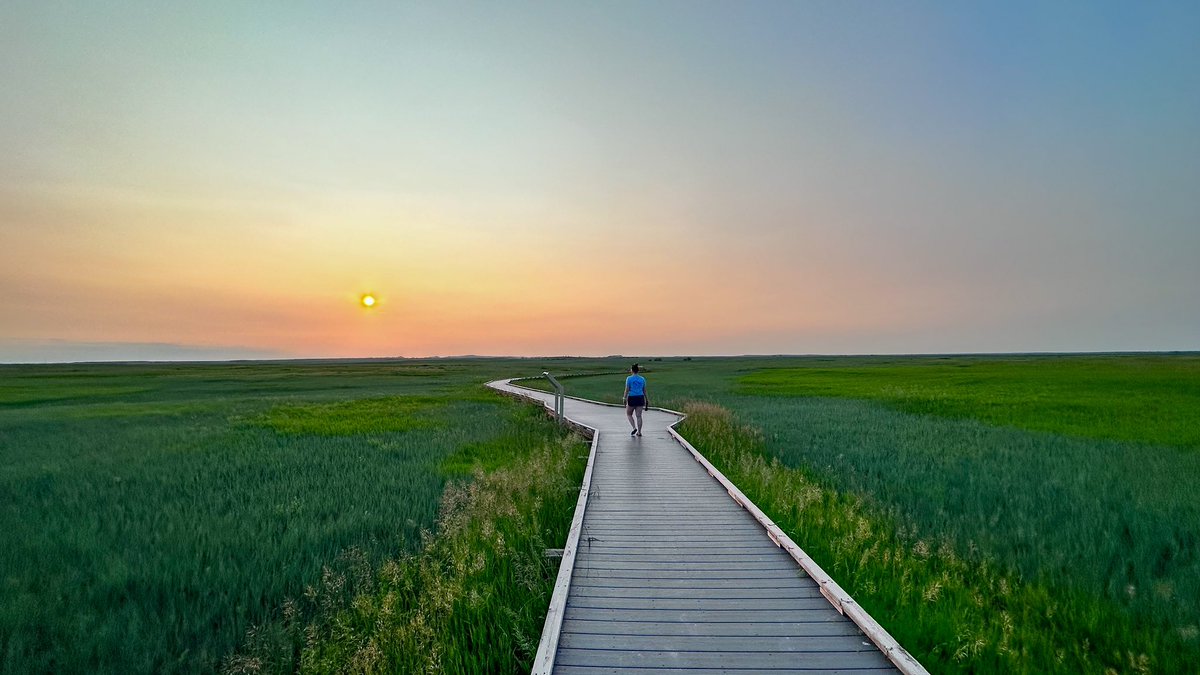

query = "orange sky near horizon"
(4, 179), (966, 358)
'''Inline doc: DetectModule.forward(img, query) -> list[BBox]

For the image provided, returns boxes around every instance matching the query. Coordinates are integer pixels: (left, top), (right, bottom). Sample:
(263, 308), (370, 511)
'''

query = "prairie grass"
(255, 396), (446, 435)
(722, 393), (1200, 626)
(0, 360), (588, 674)
(678, 401), (1194, 673)
(6, 353), (1194, 673)
(223, 434), (585, 674)
(738, 355), (1200, 449)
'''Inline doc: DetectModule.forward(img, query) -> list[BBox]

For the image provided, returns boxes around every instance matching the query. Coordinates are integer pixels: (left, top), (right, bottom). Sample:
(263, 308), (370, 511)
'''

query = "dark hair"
(631, 363), (640, 373)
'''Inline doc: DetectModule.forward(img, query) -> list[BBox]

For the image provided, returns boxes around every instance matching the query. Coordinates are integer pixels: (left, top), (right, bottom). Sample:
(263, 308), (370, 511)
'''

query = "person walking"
(624, 363), (648, 437)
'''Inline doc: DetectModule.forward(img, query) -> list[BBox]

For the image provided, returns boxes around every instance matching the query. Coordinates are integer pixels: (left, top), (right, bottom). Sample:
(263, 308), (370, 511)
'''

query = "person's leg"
(634, 406), (644, 435)
(626, 405), (637, 432)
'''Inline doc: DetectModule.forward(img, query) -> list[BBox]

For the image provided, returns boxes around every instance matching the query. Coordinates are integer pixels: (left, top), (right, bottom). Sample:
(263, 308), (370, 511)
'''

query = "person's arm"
(642, 382), (648, 407)
(623, 381), (630, 405)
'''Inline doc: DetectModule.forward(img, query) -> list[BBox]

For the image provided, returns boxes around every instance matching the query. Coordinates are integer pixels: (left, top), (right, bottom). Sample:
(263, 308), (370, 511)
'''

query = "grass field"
(520, 354), (1200, 673)
(0, 359), (590, 674)
(739, 355), (1200, 450)
(6, 354), (1197, 673)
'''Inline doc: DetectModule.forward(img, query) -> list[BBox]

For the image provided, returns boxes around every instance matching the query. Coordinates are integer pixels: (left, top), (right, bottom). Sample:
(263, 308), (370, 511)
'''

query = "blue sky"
(1, 1), (1198, 360)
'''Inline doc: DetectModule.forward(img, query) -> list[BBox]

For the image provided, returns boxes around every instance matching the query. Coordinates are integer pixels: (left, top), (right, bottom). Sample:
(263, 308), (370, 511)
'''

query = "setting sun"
(360, 294), (376, 308)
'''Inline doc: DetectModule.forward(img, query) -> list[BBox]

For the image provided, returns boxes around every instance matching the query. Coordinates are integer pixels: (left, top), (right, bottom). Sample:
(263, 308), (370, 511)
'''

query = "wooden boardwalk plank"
(568, 576), (820, 586)
(559, 619), (866, 638)
(571, 587), (825, 600)
(566, 597), (844, 611)
(563, 607), (849, 622)
(552, 662), (892, 667)
(576, 551), (799, 561)
(555, 648), (893, 669)
(571, 556), (800, 568)
(577, 540), (785, 548)
(560, 633), (879, 652)
(574, 568), (805, 577)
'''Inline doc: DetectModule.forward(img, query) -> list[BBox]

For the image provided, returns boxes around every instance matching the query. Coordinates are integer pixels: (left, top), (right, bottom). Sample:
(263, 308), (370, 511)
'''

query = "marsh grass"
(738, 356), (1200, 450)
(679, 401), (1197, 673)
(254, 396), (447, 435)
(6, 354), (1194, 673)
(0, 360), (590, 674)
(223, 434), (585, 674)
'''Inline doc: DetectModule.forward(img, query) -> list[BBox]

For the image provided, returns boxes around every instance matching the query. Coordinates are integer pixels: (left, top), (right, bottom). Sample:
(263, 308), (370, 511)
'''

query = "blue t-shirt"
(626, 374), (646, 396)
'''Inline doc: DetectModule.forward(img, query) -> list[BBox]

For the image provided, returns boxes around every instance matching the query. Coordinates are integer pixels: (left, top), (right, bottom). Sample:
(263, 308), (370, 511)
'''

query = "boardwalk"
(488, 379), (924, 675)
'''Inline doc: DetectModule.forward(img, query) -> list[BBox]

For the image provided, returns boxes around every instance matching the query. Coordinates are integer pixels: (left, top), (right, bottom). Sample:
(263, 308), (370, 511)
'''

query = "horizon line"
(3, 349), (1198, 367)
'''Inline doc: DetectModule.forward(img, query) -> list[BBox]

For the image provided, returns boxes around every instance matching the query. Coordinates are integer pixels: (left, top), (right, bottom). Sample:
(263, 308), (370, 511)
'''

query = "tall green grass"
(0, 360), (589, 674)
(679, 402), (1188, 674)
(224, 434), (585, 674)
(255, 396), (446, 435)
(739, 355), (1200, 449)
(750, 394), (1196, 588)
(7, 354), (1194, 672)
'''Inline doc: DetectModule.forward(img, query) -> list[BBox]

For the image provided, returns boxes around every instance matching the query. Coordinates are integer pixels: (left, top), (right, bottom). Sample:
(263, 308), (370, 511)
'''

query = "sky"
(1, 1), (1198, 361)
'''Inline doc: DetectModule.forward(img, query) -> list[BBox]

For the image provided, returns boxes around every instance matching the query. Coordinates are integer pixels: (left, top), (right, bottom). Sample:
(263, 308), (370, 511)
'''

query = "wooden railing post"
(543, 371), (564, 424)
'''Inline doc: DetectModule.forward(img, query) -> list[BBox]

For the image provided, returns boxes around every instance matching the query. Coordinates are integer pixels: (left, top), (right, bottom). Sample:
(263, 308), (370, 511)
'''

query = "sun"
(360, 294), (377, 308)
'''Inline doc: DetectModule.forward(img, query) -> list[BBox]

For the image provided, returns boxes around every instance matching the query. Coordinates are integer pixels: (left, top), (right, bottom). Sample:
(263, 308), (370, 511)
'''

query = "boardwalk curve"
(488, 378), (927, 675)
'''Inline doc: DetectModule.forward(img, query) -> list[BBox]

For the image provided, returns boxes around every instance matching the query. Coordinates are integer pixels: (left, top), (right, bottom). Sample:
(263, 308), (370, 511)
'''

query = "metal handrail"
(543, 371), (564, 424)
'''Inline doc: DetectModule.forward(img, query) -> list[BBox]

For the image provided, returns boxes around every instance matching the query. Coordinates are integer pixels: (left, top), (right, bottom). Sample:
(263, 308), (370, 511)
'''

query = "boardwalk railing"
(496, 378), (597, 674)
(664, 423), (928, 674)
(542, 371), (565, 424)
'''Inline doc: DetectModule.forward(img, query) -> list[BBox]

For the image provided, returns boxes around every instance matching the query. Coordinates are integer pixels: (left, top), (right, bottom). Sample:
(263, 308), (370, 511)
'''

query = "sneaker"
(636, 430), (643, 437)
(630, 429), (637, 436)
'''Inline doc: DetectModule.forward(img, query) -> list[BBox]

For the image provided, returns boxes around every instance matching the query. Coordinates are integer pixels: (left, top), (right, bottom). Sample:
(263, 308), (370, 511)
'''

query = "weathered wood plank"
(585, 491), (742, 498)
(559, 618), (865, 637)
(569, 568), (808, 580)
(589, 481), (738, 488)
(559, 632), (879, 652)
(577, 540), (785, 549)
(555, 647), (894, 669)
(571, 577), (817, 590)
(588, 505), (747, 512)
(552, 662), (892, 667)
(567, 596), (841, 612)
(579, 544), (786, 552)
(579, 527), (764, 536)
(578, 541), (785, 549)
(580, 538), (787, 550)
(577, 539), (780, 548)
(571, 586), (824, 600)
(582, 516), (756, 524)
(576, 552), (793, 563)
(574, 557), (800, 568)
(563, 607), (852, 623)
(587, 487), (727, 493)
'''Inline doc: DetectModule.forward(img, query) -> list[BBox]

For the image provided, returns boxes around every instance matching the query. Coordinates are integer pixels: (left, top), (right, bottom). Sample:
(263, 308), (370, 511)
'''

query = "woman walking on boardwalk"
(624, 363), (648, 437)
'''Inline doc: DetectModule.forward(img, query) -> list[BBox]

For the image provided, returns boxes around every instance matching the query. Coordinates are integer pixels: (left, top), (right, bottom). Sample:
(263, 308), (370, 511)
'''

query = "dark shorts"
(627, 395), (646, 409)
